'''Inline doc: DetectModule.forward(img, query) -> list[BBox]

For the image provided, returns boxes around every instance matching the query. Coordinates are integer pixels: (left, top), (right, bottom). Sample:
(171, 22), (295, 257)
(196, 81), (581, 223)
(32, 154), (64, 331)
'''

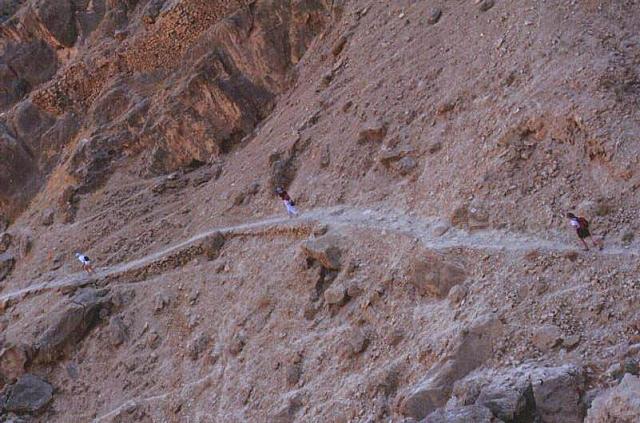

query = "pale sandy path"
(2, 205), (636, 304)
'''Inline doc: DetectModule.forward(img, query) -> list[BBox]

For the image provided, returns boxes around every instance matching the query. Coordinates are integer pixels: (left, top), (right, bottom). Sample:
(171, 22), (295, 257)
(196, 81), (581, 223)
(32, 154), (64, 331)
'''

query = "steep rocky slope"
(1, 0), (640, 422)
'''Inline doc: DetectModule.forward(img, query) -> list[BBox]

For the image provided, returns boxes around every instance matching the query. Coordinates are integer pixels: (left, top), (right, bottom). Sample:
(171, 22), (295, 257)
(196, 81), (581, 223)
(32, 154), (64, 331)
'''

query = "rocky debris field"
(1, 0), (640, 422)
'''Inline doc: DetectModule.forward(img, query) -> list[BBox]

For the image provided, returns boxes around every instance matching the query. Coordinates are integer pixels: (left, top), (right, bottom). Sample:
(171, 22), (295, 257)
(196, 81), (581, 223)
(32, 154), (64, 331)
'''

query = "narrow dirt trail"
(2, 205), (637, 303)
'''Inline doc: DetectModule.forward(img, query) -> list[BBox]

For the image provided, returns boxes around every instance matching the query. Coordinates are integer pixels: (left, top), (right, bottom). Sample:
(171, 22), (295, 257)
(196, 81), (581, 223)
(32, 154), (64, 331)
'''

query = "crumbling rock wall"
(0, 0), (333, 220)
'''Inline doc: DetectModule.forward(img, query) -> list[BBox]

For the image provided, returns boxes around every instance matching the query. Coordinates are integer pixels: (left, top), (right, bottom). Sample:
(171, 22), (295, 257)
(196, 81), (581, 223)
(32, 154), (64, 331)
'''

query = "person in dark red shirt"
(566, 212), (603, 251)
(275, 187), (298, 217)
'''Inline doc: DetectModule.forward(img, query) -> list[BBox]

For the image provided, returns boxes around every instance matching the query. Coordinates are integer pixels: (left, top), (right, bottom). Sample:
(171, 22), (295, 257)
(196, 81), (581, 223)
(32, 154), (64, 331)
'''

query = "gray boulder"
(532, 365), (586, 423)
(2, 374), (53, 415)
(586, 374), (640, 422)
(423, 405), (502, 423)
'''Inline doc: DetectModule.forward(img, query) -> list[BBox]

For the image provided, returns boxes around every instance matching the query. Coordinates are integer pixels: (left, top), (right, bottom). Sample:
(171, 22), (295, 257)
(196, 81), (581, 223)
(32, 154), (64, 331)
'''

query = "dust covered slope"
(1, 1), (640, 422)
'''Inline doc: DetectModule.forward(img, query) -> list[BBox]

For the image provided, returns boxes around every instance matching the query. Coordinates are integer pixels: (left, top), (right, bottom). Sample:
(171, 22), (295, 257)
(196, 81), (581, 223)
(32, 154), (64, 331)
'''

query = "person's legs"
(580, 237), (590, 251)
(285, 202), (298, 217)
(590, 235), (603, 250)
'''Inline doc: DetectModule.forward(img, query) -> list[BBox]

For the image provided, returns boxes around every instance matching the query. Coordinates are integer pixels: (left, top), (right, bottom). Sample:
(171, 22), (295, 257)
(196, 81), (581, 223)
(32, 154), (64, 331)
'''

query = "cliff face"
(1, 1), (640, 422)
(0, 0), (333, 219)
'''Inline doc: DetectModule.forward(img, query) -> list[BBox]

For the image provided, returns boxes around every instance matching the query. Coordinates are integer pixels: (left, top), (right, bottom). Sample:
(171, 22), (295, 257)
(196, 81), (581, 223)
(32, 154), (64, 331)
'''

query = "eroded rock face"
(0, 0), (331, 220)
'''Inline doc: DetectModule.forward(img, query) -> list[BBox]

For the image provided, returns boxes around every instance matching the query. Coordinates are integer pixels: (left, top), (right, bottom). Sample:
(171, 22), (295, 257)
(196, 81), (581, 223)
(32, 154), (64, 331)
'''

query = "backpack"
(577, 217), (589, 229)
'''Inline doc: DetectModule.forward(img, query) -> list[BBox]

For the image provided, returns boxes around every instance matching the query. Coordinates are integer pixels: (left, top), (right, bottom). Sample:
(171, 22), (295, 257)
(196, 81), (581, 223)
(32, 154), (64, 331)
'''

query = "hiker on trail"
(566, 212), (603, 251)
(75, 252), (95, 274)
(276, 186), (298, 217)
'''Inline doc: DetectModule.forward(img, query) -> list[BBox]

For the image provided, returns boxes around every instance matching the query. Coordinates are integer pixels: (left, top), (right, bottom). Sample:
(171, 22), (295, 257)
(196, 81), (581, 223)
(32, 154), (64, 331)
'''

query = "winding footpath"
(2, 206), (637, 304)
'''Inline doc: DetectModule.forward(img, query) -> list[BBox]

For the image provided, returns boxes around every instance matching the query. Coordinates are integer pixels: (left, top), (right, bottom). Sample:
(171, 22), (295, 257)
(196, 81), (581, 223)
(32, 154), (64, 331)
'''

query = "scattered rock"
(107, 316), (128, 347)
(0, 344), (29, 386)
(271, 392), (304, 423)
(300, 234), (343, 271)
(478, 0), (495, 12)
(285, 362), (303, 386)
(621, 231), (634, 245)
(423, 405), (498, 423)
(0, 215), (7, 232)
(201, 232), (225, 260)
(0, 255), (15, 282)
(395, 156), (418, 175)
(358, 121), (387, 144)
(40, 209), (54, 226)
(114, 30), (129, 41)
(427, 8), (442, 25)
(324, 283), (347, 305)
(332, 35), (348, 56)
(448, 285), (468, 305)
(431, 220), (450, 237)
(153, 292), (171, 313)
(228, 332), (246, 356)
(187, 333), (211, 360)
(348, 328), (369, 355)
(0, 233), (12, 254)
(428, 141), (443, 154)
(313, 224), (329, 237)
(378, 147), (414, 166)
(532, 325), (563, 351)
(2, 374), (53, 415)
(407, 252), (466, 298)
(585, 374), (640, 422)
(563, 334), (581, 349)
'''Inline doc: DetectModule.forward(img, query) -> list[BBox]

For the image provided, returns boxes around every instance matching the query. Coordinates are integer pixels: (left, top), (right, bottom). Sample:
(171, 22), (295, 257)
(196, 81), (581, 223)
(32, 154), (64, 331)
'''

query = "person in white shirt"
(75, 252), (95, 274)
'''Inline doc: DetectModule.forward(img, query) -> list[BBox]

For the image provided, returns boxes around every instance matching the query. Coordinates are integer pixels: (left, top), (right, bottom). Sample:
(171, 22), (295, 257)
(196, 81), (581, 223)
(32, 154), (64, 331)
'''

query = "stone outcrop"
(0, 374), (53, 415)
(301, 234), (343, 271)
(423, 405), (501, 423)
(398, 315), (503, 419)
(33, 288), (111, 364)
(586, 374), (640, 422)
(0, 0), (331, 219)
(407, 251), (466, 298)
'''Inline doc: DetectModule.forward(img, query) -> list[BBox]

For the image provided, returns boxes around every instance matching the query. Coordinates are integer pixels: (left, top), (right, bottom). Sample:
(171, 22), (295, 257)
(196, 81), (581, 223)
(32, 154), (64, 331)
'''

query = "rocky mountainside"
(1, 0), (640, 422)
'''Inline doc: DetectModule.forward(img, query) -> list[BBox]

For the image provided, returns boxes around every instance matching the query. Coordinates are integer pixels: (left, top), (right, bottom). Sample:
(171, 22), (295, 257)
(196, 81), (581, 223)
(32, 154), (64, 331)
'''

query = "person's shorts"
(577, 227), (591, 239)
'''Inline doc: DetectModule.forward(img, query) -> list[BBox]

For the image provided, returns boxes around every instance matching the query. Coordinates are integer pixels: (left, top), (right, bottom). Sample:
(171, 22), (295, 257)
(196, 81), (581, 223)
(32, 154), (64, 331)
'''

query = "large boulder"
(532, 365), (586, 423)
(423, 405), (502, 423)
(586, 374), (640, 422)
(399, 316), (503, 419)
(0, 344), (28, 387)
(475, 375), (536, 422)
(301, 234), (343, 271)
(33, 288), (111, 364)
(201, 232), (225, 260)
(407, 252), (466, 298)
(2, 374), (53, 415)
